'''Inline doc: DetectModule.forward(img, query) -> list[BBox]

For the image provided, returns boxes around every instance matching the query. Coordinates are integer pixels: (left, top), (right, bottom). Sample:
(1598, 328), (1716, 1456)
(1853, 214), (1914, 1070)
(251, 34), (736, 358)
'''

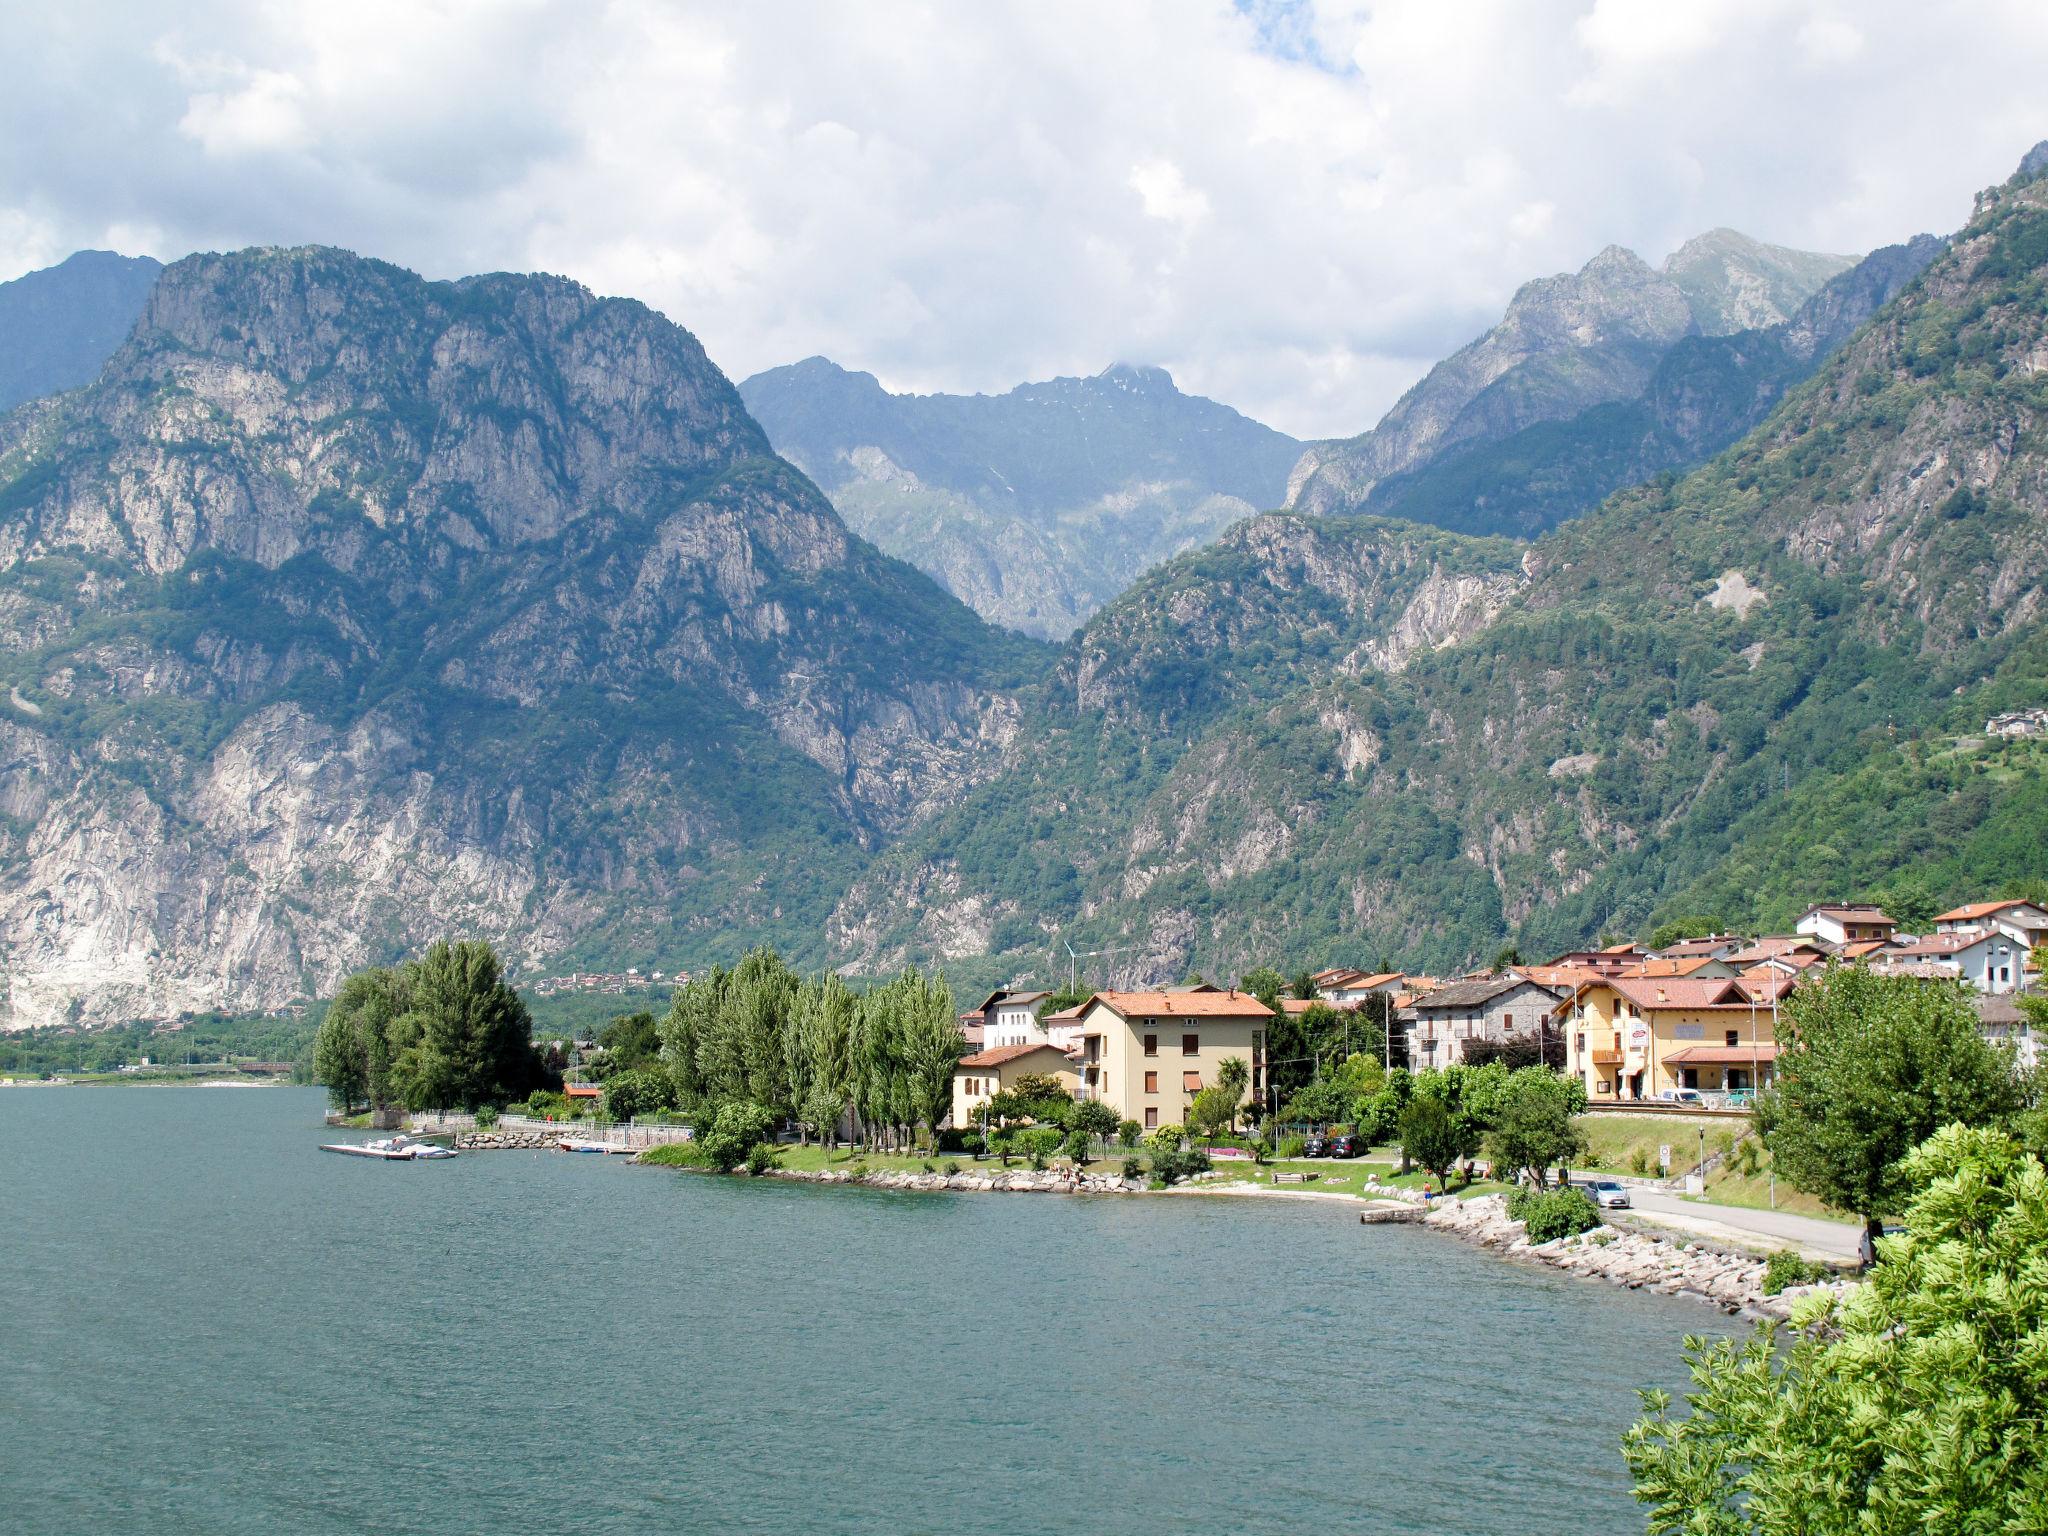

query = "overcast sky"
(3, 1), (2045, 439)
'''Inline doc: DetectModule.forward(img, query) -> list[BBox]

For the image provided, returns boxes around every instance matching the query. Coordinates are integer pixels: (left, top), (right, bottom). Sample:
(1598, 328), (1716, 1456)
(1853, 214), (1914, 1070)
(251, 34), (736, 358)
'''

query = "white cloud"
(178, 69), (312, 157)
(0, 1), (2045, 438)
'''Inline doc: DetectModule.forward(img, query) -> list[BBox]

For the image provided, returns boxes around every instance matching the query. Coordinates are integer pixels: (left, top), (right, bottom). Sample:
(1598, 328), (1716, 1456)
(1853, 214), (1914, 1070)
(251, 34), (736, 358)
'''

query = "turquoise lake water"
(0, 1087), (1729, 1533)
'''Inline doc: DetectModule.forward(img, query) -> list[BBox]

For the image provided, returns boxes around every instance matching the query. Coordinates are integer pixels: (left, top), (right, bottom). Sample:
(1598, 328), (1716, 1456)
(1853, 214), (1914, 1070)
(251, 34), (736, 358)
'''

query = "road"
(1622, 1186), (1863, 1264)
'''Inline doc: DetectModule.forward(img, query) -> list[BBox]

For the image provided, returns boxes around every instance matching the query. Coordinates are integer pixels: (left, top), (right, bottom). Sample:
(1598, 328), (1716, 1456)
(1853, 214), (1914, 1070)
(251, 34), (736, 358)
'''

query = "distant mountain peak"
(0, 248), (164, 413)
(1096, 361), (1177, 391)
(2015, 140), (2048, 183)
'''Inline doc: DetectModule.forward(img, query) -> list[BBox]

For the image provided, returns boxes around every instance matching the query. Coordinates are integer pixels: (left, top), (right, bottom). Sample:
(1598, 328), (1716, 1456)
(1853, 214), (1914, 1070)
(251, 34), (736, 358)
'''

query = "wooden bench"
(1270, 1171), (1321, 1184)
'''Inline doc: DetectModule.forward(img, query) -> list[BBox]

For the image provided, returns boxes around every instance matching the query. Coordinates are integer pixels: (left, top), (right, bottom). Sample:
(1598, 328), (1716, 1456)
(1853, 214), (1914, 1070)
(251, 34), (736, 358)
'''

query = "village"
(947, 897), (2045, 1134)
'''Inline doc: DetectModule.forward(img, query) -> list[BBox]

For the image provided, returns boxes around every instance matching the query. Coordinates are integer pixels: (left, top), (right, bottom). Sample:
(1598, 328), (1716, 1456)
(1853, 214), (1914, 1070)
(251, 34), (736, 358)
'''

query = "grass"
(1694, 1158), (1854, 1221)
(1576, 1113), (1742, 1177)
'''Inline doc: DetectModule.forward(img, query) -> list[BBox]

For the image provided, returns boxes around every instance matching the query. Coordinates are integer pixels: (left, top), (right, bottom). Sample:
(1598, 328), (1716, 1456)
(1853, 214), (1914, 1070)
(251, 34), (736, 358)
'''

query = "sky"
(2, 1), (2045, 439)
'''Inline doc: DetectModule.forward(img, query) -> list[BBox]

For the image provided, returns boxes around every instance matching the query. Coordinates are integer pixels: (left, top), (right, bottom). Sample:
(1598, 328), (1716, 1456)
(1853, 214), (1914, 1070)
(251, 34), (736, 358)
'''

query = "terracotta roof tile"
(1086, 990), (1275, 1019)
(956, 1043), (1072, 1070)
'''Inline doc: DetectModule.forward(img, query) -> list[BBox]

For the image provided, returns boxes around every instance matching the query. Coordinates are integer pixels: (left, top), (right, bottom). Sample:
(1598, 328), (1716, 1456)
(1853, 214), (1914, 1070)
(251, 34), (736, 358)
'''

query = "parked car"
(1585, 1179), (1631, 1210)
(1327, 1133), (1362, 1159)
(1655, 1088), (1704, 1106)
(1303, 1133), (1329, 1158)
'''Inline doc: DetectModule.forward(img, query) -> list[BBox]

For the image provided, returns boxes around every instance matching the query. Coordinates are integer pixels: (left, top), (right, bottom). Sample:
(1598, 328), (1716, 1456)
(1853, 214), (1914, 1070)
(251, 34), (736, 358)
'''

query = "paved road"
(1623, 1187), (1863, 1263)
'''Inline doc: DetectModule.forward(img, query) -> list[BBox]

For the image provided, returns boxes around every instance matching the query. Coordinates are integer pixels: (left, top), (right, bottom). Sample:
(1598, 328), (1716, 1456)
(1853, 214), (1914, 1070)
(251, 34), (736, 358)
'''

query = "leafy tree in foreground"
(403, 939), (546, 1111)
(600, 1068), (675, 1123)
(1238, 967), (1285, 1011)
(1624, 1124), (2048, 1534)
(313, 966), (411, 1112)
(1188, 1084), (1237, 1141)
(1758, 967), (2027, 1238)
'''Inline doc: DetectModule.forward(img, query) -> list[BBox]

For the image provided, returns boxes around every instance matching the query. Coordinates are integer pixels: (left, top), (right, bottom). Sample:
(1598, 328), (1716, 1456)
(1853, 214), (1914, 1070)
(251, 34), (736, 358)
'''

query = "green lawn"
(1576, 1113), (1743, 1177)
(1695, 1159), (1851, 1220)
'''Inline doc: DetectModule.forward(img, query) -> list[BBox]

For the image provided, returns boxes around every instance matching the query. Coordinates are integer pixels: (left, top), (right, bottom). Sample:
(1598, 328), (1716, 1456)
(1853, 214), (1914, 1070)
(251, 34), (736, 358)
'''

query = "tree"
(392, 941), (543, 1111)
(1624, 1124), (2048, 1534)
(1238, 967), (1285, 1010)
(594, 1011), (661, 1078)
(1484, 1069), (1588, 1187)
(1216, 1055), (1250, 1132)
(1116, 1118), (1142, 1149)
(896, 967), (963, 1150)
(1399, 1094), (1476, 1191)
(1188, 1085), (1237, 1141)
(1288, 970), (1319, 1001)
(313, 966), (410, 1112)
(1491, 944), (1524, 971)
(1280, 1076), (1350, 1128)
(1071, 1099), (1119, 1145)
(601, 1068), (675, 1122)
(1759, 968), (2028, 1238)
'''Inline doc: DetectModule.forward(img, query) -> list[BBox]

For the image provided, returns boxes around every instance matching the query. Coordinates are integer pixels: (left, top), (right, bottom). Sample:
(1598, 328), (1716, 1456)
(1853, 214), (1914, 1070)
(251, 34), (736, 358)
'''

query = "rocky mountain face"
(0, 251), (161, 413)
(833, 156), (2048, 988)
(1353, 234), (1945, 539)
(0, 247), (1040, 1028)
(739, 359), (1301, 638)
(1286, 231), (1857, 516)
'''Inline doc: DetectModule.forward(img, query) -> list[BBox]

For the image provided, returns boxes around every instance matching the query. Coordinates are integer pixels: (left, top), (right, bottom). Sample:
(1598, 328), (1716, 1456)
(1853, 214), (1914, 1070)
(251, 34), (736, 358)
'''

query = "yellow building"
(1073, 990), (1274, 1130)
(1563, 976), (1781, 1103)
(951, 1043), (1079, 1130)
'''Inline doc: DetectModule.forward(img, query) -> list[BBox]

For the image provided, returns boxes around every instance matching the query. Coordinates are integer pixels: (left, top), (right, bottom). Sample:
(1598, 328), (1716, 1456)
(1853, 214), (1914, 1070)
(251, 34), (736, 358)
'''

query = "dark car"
(1302, 1133), (1329, 1158)
(1327, 1133), (1362, 1159)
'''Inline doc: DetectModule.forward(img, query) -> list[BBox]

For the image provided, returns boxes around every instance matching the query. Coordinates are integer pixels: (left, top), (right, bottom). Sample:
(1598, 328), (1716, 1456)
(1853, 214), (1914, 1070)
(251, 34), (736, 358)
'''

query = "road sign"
(1658, 1144), (1672, 1171)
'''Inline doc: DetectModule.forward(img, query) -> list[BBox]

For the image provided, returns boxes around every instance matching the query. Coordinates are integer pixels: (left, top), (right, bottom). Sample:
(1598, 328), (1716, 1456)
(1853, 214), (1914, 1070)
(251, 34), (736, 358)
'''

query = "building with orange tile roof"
(1072, 989), (1274, 1130)
(1563, 974), (1782, 1103)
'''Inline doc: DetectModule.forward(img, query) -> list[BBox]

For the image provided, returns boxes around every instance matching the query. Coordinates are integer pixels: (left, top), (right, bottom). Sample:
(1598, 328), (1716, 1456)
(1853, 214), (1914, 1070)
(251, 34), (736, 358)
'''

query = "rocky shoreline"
(1412, 1193), (1848, 1319)
(766, 1164), (1148, 1194)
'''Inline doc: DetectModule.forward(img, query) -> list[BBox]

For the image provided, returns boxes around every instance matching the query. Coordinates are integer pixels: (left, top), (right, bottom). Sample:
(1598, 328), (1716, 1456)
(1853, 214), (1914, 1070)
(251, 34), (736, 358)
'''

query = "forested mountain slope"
(0, 247), (1043, 1028)
(0, 251), (161, 413)
(832, 155), (2048, 984)
(1286, 231), (1856, 520)
(739, 359), (1301, 638)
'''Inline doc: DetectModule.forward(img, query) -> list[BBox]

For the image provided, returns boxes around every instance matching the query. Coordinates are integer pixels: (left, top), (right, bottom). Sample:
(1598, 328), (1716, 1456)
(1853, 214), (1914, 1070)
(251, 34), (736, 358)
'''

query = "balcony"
(1589, 1034), (1623, 1065)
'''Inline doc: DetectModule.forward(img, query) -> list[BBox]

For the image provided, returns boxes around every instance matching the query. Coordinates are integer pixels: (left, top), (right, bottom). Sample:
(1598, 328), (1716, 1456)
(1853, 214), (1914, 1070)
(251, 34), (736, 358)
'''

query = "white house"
(1313, 969), (1405, 1010)
(975, 989), (1054, 1049)
(1887, 931), (2029, 994)
(1795, 904), (1897, 947)
(1975, 994), (2039, 1071)
(1934, 900), (2048, 955)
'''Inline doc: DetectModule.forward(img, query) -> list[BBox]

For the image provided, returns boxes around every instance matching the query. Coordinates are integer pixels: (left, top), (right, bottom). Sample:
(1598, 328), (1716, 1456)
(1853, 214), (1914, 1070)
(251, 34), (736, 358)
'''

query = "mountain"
(830, 150), (2048, 986)
(0, 250), (162, 413)
(1353, 234), (1946, 539)
(738, 359), (1301, 638)
(0, 246), (1042, 1029)
(1286, 231), (1857, 515)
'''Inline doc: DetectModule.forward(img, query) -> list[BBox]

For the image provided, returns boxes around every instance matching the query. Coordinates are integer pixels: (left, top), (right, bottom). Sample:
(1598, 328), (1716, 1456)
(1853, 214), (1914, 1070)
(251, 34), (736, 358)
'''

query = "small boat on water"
(557, 1136), (627, 1154)
(319, 1135), (459, 1161)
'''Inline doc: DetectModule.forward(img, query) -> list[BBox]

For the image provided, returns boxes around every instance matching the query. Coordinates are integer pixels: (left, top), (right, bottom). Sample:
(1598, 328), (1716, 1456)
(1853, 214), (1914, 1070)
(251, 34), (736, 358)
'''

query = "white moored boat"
(319, 1135), (459, 1161)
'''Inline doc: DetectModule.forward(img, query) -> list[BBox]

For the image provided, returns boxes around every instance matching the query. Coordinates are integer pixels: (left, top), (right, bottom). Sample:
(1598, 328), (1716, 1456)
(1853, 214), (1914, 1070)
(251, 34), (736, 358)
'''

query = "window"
(1143, 1033), (1157, 1057)
(1144, 1107), (1158, 1129)
(1725, 1030), (1739, 1048)
(1597, 1079), (1611, 1095)
(1143, 1071), (1158, 1094)
(1575, 1032), (1586, 1052)
(1182, 1071), (1201, 1093)
(1182, 1033), (1199, 1055)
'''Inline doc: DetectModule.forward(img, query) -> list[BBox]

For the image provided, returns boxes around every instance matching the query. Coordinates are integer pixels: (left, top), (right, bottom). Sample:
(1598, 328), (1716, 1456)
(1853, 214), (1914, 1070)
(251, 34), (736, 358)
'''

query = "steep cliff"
(0, 247), (1041, 1028)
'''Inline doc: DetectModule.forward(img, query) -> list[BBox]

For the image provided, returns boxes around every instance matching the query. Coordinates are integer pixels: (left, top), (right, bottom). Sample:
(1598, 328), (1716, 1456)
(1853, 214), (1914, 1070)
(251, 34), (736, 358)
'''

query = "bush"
(1629, 1145), (1655, 1178)
(1279, 1135), (1308, 1159)
(639, 1141), (710, 1169)
(474, 1105), (499, 1129)
(935, 1128), (974, 1153)
(1147, 1123), (1185, 1155)
(745, 1142), (779, 1177)
(1150, 1146), (1214, 1187)
(1117, 1119), (1142, 1148)
(1761, 1247), (1827, 1294)
(700, 1100), (776, 1172)
(1121, 1156), (1144, 1181)
(944, 1160), (962, 1176)
(1507, 1185), (1601, 1243)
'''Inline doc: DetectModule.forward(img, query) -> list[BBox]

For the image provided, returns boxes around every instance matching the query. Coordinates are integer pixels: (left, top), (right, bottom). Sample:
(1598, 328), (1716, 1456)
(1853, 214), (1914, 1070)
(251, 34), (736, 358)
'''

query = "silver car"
(1585, 1179), (1631, 1209)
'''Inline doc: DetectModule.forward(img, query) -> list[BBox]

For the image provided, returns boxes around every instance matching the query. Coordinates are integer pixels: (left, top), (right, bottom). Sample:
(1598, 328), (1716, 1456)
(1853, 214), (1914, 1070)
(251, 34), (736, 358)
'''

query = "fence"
(405, 1110), (695, 1149)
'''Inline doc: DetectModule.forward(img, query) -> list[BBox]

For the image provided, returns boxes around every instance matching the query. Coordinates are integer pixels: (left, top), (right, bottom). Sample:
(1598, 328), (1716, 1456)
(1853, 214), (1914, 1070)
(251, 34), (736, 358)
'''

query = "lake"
(0, 1087), (1727, 1533)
